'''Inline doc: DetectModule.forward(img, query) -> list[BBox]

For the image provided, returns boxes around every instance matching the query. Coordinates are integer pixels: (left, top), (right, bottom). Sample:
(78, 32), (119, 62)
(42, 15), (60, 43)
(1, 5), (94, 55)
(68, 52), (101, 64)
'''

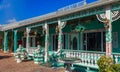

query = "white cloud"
(7, 18), (17, 23)
(0, 3), (10, 10)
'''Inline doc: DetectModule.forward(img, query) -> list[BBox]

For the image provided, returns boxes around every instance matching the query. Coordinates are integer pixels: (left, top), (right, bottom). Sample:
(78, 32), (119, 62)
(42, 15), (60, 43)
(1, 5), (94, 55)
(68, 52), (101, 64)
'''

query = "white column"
(26, 27), (31, 52)
(44, 23), (49, 62)
(105, 6), (112, 57)
(57, 20), (62, 52)
(57, 19), (66, 52)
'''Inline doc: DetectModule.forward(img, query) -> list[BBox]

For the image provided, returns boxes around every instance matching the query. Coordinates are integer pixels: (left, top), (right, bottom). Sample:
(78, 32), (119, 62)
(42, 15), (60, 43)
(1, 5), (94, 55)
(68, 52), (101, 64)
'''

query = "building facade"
(0, 0), (120, 71)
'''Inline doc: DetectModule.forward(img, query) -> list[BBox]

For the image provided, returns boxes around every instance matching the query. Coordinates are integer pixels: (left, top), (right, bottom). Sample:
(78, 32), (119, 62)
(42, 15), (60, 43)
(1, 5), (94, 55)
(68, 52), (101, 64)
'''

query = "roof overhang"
(1, 0), (120, 31)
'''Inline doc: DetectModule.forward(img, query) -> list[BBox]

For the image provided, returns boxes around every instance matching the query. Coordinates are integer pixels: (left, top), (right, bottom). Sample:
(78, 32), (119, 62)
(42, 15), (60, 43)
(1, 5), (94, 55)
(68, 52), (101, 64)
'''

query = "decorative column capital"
(96, 9), (120, 23)
(26, 27), (31, 33)
(58, 19), (67, 29)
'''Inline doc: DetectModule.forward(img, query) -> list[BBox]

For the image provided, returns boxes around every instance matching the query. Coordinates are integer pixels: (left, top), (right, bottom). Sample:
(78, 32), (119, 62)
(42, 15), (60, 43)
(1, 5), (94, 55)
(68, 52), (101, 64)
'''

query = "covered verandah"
(1, 0), (120, 71)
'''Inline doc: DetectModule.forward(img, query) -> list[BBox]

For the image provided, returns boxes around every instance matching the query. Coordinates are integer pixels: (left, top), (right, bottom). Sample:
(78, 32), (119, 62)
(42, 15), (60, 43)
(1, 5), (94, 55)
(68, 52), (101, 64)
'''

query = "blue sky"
(0, 0), (97, 24)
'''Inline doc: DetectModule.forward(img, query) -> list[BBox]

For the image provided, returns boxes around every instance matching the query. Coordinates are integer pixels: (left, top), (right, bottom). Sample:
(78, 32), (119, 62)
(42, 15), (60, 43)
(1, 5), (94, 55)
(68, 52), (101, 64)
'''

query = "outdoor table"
(59, 58), (81, 72)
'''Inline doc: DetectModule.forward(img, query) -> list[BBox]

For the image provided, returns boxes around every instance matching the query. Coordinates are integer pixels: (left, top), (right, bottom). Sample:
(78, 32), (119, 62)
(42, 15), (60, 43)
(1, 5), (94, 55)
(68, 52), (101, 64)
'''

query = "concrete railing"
(62, 49), (120, 68)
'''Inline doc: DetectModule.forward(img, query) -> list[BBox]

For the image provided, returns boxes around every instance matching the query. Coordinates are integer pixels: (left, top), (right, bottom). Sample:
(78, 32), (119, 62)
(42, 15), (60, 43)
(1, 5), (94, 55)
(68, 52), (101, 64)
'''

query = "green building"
(0, 0), (120, 71)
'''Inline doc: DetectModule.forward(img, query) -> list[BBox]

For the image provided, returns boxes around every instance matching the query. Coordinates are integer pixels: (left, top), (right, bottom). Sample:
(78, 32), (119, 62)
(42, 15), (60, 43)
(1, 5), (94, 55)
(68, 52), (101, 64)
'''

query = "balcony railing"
(62, 49), (120, 69)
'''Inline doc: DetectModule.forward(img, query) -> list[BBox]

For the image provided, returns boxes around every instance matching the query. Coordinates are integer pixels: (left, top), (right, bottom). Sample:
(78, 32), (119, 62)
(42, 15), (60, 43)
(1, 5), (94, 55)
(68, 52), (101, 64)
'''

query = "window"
(53, 35), (58, 51)
(22, 36), (37, 48)
(73, 37), (77, 50)
(82, 31), (105, 52)
(52, 34), (66, 51)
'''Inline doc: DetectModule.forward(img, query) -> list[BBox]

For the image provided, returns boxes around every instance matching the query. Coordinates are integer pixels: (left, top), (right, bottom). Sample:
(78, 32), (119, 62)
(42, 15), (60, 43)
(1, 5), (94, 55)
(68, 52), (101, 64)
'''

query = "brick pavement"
(0, 51), (65, 72)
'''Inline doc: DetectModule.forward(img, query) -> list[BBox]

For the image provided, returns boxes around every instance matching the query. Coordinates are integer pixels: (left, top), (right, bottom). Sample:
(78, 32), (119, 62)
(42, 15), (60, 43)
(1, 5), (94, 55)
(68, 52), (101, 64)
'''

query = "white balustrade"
(63, 50), (120, 67)
(78, 53), (81, 59)
(94, 53), (97, 66)
(81, 52), (84, 63)
(84, 53), (87, 65)
(66, 51), (69, 57)
(90, 53), (94, 65)
(115, 55), (118, 64)
(113, 54), (120, 64)
(87, 53), (90, 65)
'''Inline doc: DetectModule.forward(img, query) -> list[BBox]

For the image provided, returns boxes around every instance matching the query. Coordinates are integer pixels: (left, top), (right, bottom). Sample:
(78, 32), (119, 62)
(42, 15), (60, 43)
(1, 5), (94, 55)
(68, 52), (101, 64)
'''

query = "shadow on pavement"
(0, 56), (12, 59)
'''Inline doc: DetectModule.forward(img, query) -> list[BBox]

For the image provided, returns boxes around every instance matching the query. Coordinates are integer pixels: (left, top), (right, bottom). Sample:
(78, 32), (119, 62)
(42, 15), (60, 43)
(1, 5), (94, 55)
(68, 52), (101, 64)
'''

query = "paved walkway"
(0, 51), (65, 72)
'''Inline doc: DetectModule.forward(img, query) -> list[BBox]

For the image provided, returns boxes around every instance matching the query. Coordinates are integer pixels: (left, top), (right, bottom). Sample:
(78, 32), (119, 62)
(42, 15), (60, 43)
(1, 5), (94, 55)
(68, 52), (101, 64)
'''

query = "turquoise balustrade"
(33, 46), (45, 64)
(61, 49), (120, 70)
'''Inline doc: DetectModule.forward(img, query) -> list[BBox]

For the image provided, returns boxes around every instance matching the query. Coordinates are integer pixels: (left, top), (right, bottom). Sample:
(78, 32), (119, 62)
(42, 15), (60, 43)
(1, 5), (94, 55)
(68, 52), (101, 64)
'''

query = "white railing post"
(91, 53), (94, 65)
(87, 53), (90, 65)
(79, 52), (81, 61)
(94, 53), (97, 66)
(114, 55), (118, 64)
(81, 53), (84, 63)
(84, 53), (87, 65)
(66, 51), (69, 58)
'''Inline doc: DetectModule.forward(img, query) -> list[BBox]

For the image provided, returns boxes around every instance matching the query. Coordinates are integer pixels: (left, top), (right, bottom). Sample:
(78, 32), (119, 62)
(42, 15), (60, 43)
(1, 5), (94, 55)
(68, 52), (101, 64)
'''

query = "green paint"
(14, 30), (17, 52)
(112, 3), (120, 11)
(78, 32), (80, 50)
(66, 34), (68, 49)
(62, 25), (72, 33)
(112, 18), (120, 53)
(106, 29), (112, 42)
(4, 32), (8, 52)
(83, 20), (104, 30)
(74, 25), (85, 32)
(17, 32), (23, 41)
(61, 8), (105, 21)
(58, 33), (62, 42)
(49, 34), (52, 51)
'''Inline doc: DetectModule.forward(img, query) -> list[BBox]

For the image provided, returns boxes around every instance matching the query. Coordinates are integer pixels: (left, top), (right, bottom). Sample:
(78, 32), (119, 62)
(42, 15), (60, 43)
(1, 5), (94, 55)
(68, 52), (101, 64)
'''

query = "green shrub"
(112, 64), (120, 72)
(97, 55), (115, 72)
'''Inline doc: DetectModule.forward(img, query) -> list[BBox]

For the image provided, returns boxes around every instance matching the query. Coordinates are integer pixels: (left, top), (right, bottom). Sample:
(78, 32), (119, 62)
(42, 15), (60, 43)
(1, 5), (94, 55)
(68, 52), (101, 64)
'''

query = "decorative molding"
(96, 10), (120, 22)
(42, 25), (46, 35)
(56, 20), (67, 33)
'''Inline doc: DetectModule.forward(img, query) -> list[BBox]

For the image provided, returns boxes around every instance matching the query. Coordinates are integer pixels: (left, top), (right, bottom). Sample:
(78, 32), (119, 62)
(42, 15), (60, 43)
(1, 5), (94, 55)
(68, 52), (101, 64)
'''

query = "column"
(4, 31), (8, 53)
(26, 27), (31, 52)
(44, 23), (49, 62)
(57, 19), (66, 52)
(14, 30), (18, 52)
(105, 6), (112, 57)
(57, 20), (62, 52)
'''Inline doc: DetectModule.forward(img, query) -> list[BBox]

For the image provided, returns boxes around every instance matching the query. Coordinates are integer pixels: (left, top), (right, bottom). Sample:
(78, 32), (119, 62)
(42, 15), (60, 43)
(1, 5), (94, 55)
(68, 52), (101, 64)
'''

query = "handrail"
(62, 49), (120, 64)
(62, 49), (106, 54)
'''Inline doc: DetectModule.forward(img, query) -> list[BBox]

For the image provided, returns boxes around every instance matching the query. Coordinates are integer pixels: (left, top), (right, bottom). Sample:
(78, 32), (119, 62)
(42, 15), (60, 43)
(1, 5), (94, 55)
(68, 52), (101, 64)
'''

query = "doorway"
(69, 32), (79, 50)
